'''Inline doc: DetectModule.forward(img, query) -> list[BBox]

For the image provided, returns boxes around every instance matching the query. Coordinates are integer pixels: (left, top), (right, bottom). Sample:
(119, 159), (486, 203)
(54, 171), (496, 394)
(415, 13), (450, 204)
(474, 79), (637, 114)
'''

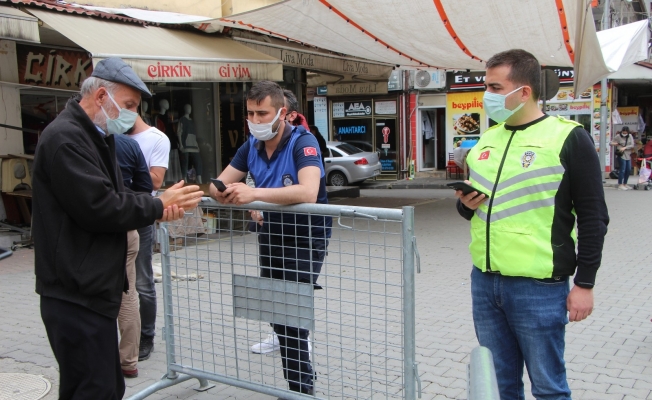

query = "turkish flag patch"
(303, 147), (318, 156)
(479, 150), (490, 160)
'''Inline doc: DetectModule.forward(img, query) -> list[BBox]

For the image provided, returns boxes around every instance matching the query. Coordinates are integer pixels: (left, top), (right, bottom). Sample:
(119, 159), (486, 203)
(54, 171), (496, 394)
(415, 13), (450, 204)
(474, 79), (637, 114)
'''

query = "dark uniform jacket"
(32, 98), (163, 318)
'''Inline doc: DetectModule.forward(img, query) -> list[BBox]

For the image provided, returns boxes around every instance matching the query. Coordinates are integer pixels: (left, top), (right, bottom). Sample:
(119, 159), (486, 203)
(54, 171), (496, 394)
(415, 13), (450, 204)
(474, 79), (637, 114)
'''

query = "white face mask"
(101, 90), (138, 136)
(247, 108), (283, 141)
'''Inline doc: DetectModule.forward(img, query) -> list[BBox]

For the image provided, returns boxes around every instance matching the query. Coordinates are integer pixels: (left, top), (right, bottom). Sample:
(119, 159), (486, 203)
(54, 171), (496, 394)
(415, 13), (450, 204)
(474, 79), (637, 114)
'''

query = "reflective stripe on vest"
(465, 116), (580, 278)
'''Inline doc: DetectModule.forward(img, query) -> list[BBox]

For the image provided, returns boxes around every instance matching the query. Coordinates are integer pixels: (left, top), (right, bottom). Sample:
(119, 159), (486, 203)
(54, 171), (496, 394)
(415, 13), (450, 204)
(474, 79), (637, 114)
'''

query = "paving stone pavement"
(0, 187), (650, 400)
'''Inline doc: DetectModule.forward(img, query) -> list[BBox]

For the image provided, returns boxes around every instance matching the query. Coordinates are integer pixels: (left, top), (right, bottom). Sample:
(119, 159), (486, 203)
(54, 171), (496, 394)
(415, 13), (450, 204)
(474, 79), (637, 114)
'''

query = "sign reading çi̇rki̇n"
(17, 44), (93, 90)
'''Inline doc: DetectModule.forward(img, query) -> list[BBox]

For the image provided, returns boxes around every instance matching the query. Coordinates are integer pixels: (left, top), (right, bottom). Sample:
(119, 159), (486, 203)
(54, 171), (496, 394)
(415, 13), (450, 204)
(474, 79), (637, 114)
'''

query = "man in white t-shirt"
(127, 116), (170, 361)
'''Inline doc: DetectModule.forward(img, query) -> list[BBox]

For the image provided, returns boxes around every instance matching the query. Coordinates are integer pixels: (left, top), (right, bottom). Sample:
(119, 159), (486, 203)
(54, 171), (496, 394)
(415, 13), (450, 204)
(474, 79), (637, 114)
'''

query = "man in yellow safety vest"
(455, 49), (609, 400)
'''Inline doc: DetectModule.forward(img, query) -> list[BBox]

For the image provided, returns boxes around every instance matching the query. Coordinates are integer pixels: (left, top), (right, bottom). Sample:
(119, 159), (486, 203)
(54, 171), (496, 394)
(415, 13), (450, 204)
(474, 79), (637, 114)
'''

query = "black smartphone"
(210, 178), (227, 193)
(446, 181), (488, 198)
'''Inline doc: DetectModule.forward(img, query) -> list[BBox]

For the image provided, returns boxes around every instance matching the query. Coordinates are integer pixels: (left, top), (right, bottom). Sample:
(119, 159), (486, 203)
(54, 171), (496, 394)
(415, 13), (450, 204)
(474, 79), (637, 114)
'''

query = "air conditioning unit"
(410, 70), (446, 90)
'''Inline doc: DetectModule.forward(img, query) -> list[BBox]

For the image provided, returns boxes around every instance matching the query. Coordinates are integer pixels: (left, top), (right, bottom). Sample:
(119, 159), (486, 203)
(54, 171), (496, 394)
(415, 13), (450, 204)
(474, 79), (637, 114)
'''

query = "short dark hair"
(283, 89), (299, 113)
(309, 125), (321, 136)
(247, 81), (285, 110)
(486, 49), (541, 100)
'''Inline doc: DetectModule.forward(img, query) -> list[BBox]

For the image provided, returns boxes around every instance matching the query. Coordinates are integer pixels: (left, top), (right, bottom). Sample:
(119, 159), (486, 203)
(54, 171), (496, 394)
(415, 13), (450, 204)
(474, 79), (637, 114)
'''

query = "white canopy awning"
(599, 20), (650, 76)
(213, 0), (602, 87)
(28, 9), (282, 82)
(0, 5), (40, 43)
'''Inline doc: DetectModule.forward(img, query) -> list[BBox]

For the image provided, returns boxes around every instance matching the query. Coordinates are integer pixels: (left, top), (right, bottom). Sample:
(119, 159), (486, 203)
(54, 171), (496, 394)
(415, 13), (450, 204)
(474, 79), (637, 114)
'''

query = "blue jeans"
(618, 159), (631, 185)
(135, 224), (156, 338)
(471, 267), (571, 400)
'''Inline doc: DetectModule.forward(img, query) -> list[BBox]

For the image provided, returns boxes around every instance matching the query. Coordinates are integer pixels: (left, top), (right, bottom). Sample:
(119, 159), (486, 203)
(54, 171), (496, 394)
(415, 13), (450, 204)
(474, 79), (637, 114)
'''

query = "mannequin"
(178, 104), (203, 184)
(140, 101), (151, 125)
(154, 99), (182, 184)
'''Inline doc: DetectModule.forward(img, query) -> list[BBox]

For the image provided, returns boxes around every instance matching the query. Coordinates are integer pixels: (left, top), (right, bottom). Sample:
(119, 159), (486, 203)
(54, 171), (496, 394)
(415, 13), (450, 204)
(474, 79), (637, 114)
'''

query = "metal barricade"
(127, 199), (420, 400)
(467, 346), (500, 400)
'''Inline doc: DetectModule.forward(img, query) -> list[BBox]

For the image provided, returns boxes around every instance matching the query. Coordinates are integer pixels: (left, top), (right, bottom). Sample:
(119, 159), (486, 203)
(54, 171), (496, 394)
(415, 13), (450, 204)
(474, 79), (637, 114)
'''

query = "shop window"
(145, 82), (216, 186)
(20, 92), (74, 154)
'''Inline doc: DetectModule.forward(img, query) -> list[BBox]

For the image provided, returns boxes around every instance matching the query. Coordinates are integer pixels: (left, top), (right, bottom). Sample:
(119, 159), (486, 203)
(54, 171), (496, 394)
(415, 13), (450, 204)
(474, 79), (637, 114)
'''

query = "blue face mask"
(101, 90), (138, 136)
(483, 86), (525, 123)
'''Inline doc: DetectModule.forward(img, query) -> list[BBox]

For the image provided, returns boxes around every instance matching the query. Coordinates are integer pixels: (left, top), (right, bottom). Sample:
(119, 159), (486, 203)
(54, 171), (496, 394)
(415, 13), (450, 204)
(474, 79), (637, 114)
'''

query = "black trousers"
(258, 233), (327, 393)
(40, 296), (124, 400)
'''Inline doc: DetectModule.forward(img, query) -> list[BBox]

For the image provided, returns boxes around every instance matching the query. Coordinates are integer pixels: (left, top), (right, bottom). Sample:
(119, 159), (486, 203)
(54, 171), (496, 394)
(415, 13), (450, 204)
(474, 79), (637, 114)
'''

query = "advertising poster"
(542, 87), (592, 116)
(313, 96), (328, 141)
(376, 119), (397, 172)
(615, 106), (639, 133)
(592, 84), (613, 168)
(446, 92), (485, 149)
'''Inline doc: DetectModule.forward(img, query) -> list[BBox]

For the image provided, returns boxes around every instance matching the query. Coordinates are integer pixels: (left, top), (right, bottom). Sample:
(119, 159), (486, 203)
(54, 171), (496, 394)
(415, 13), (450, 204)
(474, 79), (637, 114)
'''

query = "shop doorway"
(418, 107), (446, 171)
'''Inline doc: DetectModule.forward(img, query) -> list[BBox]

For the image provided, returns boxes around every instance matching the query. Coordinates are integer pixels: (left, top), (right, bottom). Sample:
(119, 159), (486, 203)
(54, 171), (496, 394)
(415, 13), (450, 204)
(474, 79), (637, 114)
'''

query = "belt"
(483, 270), (567, 282)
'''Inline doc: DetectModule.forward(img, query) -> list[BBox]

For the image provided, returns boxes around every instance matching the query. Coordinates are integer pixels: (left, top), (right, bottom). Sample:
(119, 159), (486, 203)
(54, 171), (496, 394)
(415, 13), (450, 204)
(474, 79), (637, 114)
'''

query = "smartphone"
(446, 181), (488, 198)
(210, 178), (227, 193)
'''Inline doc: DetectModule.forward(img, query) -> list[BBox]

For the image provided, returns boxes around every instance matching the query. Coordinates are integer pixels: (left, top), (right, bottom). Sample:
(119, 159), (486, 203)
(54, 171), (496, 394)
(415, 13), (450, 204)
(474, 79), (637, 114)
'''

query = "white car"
(325, 142), (381, 186)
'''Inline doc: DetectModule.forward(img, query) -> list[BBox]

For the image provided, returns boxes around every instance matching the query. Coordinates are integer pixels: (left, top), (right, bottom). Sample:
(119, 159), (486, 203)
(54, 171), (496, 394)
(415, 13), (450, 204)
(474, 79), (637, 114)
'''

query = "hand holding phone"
(446, 181), (488, 198)
(210, 178), (227, 193)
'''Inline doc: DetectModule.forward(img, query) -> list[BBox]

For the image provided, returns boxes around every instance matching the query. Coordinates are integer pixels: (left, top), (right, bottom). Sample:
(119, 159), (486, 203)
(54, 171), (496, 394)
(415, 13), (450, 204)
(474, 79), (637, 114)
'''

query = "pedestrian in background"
(114, 130), (153, 378)
(127, 115), (171, 361)
(455, 49), (609, 400)
(611, 126), (635, 190)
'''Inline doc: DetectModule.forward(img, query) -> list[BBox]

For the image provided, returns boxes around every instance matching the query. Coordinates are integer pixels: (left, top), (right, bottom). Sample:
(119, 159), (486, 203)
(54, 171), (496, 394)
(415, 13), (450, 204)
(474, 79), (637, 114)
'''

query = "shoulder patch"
(304, 147), (318, 156)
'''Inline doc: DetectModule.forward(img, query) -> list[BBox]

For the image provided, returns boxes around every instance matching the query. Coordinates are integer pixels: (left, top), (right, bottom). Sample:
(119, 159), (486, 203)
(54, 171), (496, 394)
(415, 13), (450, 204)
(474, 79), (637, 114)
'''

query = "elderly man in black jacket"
(32, 57), (203, 400)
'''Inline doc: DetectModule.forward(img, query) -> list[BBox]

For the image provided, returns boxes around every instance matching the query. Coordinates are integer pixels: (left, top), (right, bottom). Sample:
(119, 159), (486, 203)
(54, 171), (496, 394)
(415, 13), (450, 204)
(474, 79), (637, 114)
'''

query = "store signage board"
(313, 96), (328, 141)
(317, 86), (327, 95)
(344, 101), (372, 117)
(115, 59), (283, 82)
(333, 102), (345, 118)
(326, 82), (389, 96)
(241, 41), (393, 79)
(446, 67), (574, 91)
(387, 70), (403, 91)
(17, 44), (92, 90)
(375, 101), (397, 115)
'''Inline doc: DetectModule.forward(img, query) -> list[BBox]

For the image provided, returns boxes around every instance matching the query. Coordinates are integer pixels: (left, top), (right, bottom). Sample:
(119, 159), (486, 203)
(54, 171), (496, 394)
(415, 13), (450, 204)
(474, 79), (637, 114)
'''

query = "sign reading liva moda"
(326, 82), (389, 96)
(113, 59), (283, 82)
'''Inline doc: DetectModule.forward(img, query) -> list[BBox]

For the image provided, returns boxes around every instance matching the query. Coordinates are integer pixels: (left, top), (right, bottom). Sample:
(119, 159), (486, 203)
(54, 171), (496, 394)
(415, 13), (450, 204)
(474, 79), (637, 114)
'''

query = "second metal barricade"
(127, 199), (420, 400)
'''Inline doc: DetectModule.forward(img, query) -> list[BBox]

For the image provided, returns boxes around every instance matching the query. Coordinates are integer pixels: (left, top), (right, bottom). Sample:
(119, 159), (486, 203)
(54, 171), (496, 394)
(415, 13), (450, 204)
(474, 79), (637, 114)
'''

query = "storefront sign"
(120, 59), (283, 82)
(388, 70), (403, 91)
(344, 101), (372, 117)
(446, 92), (486, 150)
(239, 41), (394, 79)
(317, 86), (327, 95)
(616, 106), (639, 132)
(326, 82), (389, 96)
(17, 44), (92, 90)
(313, 96), (328, 141)
(446, 67), (575, 91)
(375, 101), (397, 115)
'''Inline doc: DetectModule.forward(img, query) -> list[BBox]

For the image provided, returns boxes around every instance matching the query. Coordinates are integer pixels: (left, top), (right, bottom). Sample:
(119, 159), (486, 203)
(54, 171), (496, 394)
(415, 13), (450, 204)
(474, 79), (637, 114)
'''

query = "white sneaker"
(250, 333), (313, 354)
(618, 185), (629, 191)
(251, 333), (280, 354)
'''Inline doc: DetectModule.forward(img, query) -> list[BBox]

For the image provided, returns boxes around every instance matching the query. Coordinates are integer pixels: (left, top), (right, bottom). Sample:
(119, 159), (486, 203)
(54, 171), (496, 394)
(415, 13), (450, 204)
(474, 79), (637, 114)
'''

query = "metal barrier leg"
(125, 374), (195, 400)
(194, 378), (216, 392)
(467, 346), (500, 400)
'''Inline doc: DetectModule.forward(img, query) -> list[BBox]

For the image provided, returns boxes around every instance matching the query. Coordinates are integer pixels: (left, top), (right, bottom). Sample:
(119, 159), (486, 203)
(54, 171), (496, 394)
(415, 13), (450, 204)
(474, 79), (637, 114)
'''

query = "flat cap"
(91, 57), (152, 98)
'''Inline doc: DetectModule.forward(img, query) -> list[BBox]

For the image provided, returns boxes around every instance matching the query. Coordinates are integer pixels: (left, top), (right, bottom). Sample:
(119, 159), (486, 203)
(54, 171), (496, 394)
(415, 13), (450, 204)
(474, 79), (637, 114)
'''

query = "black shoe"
(138, 336), (154, 361)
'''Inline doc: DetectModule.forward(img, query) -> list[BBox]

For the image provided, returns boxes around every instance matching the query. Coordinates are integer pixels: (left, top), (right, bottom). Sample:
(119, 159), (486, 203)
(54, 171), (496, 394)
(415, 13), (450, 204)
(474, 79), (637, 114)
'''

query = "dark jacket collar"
(66, 97), (112, 149)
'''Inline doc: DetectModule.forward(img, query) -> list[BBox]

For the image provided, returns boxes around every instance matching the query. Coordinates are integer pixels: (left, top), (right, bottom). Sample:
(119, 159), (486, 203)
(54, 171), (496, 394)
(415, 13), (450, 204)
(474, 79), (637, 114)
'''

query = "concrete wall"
(0, 40), (23, 155)
(77, 0), (223, 18)
(221, 0), (282, 16)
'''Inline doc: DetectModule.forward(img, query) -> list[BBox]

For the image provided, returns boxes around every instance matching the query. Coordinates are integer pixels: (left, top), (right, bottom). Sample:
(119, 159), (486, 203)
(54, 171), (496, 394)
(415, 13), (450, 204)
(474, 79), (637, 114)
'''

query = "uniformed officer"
(210, 81), (331, 396)
(455, 49), (609, 400)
